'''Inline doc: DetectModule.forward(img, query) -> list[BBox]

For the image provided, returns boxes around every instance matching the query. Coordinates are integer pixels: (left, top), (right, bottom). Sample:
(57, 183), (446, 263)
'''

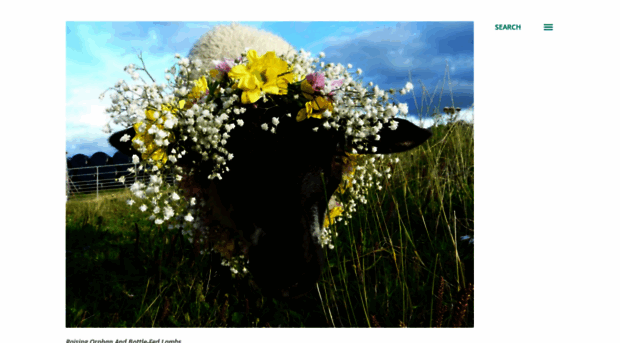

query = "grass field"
(66, 110), (474, 328)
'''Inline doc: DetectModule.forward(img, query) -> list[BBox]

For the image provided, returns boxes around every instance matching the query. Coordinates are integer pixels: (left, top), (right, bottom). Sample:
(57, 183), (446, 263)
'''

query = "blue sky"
(66, 21), (473, 158)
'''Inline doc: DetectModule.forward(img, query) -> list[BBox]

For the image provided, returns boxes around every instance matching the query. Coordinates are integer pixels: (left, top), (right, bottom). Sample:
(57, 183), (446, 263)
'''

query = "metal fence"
(66, 162), (175, 200)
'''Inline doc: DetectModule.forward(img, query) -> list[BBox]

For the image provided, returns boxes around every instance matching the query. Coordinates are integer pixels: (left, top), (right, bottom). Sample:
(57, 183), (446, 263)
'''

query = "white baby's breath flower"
(132, 155), (140, 164)
(120, 134), (131, 142)
(261, 123), (269, 131)
(150, 174), (162, 185)
(126, 199), (135, 206)
(170, 192), (180, 201)
(139, 204), (147, 212)
(398, 103), (409, 115)
(163, 206), (174, 219)
(130, 181), (142, 192)
(272, 117), (280, 126)
(184, 213), (194, 222)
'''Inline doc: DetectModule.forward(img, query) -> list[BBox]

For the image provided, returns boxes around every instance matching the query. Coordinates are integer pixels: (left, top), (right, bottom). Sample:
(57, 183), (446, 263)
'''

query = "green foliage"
(66, 118), (473, 328)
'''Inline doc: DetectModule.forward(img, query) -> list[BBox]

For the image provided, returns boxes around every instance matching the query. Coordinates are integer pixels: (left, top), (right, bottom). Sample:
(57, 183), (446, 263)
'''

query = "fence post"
(96, 166), (99, 199)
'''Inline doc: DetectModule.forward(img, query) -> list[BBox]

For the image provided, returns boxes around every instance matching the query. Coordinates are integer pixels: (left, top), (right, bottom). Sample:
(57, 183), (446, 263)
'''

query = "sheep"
(188, 23), (295, 80)
(109, 23), (432, 298)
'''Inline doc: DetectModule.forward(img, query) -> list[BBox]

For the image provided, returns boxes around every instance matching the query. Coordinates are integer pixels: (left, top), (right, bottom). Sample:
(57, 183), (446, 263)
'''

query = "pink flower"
(325, 78), (345, 100)
(213, 57), (237, 73)
(330, 78), (344, 90)
(305, 72), (326, 91)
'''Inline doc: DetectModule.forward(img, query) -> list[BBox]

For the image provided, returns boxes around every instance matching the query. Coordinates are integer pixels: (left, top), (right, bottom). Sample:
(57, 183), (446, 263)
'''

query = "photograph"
(65, 21), (474, 328)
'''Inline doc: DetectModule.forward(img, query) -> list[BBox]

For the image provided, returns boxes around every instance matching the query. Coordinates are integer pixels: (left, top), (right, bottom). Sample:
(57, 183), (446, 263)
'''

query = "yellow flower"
(323, 205), (344, 228)
(342, 152), (360, 170)
(296, 96), (334, 122)
(228, 50), (295, 104)
(336, 153), (360, 194)
(131, 103), (178, 168)
(188, 75), (209, 100)
(300, 79), (315, 100)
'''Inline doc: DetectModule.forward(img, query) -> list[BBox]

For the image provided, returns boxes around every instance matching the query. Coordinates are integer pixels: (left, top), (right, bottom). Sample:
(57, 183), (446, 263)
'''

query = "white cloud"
(409, 107), (474, 129)
(459, 107), (474, 123)
(77, 105), (109, 127)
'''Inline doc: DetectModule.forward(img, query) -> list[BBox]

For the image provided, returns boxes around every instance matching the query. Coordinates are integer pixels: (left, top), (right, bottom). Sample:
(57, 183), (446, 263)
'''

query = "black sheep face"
(109, 105), (431, 298)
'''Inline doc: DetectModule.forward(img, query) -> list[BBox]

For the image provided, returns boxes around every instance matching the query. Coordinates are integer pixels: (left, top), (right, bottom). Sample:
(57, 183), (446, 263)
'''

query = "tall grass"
(66, 71), (473, 327)
(316, 118), (474, 327)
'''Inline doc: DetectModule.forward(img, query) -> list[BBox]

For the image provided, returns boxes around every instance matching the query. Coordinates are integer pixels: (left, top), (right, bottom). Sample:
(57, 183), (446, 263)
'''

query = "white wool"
(189, 23), (295, 79)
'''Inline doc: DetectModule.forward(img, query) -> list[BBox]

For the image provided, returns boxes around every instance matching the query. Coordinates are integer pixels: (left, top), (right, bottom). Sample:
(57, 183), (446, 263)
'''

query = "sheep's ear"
(108, 127), (200, 168)
(109, 127), (138, 157)
(355, 118), (432, 154)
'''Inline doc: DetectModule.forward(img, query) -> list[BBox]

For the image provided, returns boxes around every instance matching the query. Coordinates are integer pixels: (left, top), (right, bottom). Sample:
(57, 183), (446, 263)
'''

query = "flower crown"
(105, 48), (415, 275)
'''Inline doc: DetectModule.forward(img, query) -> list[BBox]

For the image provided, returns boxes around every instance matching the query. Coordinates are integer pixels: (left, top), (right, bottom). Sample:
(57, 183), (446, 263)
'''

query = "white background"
(2, 0), (618, 341)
